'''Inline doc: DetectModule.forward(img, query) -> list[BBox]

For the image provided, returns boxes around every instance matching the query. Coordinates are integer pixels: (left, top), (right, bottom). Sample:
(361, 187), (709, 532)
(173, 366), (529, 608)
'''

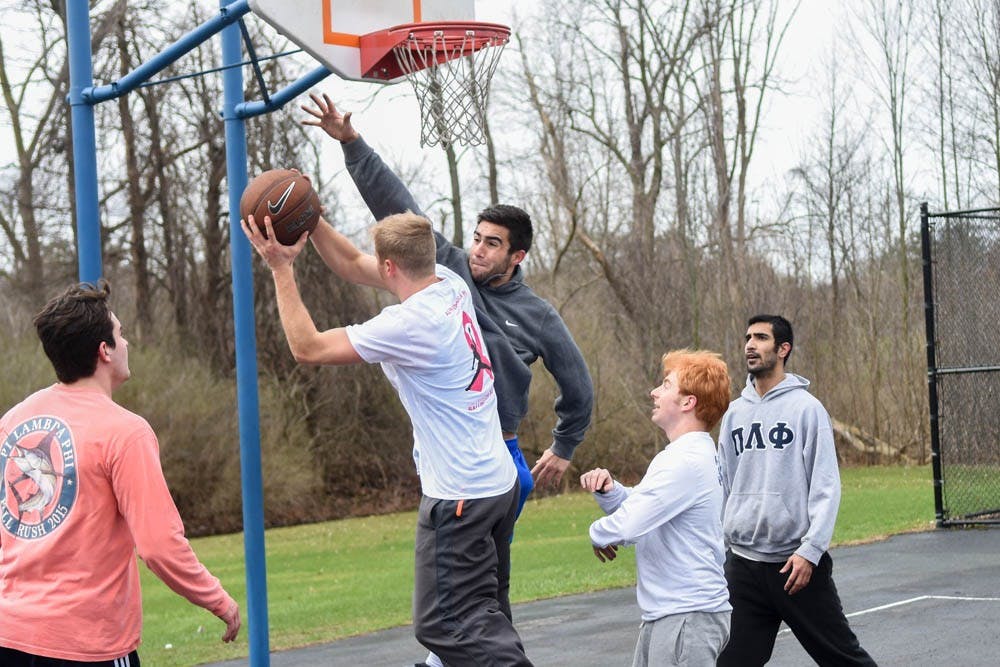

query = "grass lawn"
(140, 465), (935, 666)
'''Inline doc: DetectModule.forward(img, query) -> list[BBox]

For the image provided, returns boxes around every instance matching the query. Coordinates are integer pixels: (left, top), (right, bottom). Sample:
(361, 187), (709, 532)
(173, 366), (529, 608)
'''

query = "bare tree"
(515, 0), (713, 367)
(114, 13), (155, 338)
(482, 111), (500, 205)
(961, 0), (1000, 203)
(855, 0), (915, 334)
(700, 0), (796, 313)
(0, 0), (127, 300)
(925, 0), (963, 209)
(791, 53), (866, 332)
(442, 141), (465, 246)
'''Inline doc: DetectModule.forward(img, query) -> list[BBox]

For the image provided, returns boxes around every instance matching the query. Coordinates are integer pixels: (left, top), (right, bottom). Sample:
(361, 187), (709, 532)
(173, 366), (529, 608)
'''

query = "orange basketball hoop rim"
(359, 21), (511, 81)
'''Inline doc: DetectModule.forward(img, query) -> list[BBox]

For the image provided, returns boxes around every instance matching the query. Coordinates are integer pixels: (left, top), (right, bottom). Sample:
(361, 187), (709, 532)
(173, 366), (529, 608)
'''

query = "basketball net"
(391, 25), (509, 147)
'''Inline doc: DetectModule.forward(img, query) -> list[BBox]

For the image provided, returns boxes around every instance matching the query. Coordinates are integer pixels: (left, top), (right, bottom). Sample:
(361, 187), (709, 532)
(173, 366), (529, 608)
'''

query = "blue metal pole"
(220, 5), (270, 665)
(86, 0), (251, 104)
(236, 65), (333, 119)
(66, 0), (102, 282)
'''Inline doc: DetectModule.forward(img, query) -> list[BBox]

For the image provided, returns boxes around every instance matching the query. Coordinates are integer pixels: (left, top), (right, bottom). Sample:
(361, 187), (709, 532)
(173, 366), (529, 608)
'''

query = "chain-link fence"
(921, 203), (1000, 525)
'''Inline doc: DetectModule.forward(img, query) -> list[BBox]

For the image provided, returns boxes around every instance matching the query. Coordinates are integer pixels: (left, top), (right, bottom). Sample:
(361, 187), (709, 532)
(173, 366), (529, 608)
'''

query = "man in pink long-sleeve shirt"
(0, 281), (240, 666)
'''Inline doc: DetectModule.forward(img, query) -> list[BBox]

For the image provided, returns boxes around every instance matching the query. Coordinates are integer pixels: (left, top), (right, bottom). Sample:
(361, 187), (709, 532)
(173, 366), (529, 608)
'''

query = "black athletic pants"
(717, 552), (876, 667)
(0, 647), (140, 667)
(412, 480), (533, 667)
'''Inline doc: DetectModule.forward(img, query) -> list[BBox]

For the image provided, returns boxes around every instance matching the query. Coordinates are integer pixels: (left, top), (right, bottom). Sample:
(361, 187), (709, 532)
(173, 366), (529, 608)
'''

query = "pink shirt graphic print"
(463, 311), (494, 391)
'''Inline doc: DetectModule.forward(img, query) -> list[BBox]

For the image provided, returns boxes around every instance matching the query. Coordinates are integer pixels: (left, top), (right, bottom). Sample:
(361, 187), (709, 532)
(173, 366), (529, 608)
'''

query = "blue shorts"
(505, 436), (534, 520)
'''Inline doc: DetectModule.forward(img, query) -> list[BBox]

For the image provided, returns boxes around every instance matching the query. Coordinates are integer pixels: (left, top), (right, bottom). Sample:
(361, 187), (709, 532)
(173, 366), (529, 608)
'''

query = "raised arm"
(309, 216), (385, 289)
(302, 93), (425, 220)
(242, 215), (363, 366)
(301, 92), (359, 143)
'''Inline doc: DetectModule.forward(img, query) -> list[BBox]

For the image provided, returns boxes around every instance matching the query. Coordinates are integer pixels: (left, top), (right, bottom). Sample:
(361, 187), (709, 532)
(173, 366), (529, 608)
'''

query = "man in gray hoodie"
(716, 315), (875, 666)
(300, 94), (593, 500)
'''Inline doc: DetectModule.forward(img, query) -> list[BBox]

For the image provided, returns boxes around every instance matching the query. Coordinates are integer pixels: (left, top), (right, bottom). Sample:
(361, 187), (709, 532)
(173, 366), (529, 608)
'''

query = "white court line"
(777, 595), (1000, 636)
(845, 595), (1000, 618)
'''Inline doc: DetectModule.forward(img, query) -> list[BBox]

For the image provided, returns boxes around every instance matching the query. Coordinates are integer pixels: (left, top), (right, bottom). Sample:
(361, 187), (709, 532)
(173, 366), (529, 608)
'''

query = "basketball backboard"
(248, 0), (476, 83)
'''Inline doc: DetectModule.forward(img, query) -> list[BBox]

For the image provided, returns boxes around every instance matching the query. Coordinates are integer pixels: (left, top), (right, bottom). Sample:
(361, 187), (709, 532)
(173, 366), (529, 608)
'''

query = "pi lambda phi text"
(730, 422), (796, 456)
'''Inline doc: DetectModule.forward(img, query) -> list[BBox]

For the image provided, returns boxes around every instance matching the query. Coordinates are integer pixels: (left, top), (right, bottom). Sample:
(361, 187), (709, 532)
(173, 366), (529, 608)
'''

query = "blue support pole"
(236, 65), (333, 119)
(66, 0), (102, 282)
(220, 6), (270, 666)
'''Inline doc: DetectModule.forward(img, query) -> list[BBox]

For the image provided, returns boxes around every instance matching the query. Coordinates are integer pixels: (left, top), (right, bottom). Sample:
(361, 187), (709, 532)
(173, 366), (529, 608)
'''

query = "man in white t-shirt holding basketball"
(242, 212), (532, 666)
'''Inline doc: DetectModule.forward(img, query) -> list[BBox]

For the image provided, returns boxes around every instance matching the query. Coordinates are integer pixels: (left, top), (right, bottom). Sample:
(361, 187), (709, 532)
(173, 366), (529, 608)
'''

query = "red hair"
(661, 349), (732, 429)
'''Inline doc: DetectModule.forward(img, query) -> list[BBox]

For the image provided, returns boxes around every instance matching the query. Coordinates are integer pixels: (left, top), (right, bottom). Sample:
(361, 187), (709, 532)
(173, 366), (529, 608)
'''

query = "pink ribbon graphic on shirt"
(462, 311), (494, 392)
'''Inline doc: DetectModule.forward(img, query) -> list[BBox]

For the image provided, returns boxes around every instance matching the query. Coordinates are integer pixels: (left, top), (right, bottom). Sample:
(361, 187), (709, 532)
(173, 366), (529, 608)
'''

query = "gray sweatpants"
(632, 610), (731, 667)
(412, 481), (533, 667)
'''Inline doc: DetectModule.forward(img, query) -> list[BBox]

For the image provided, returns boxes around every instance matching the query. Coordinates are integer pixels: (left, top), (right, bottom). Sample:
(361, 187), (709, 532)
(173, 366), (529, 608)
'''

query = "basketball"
(240, 169), (320, 245)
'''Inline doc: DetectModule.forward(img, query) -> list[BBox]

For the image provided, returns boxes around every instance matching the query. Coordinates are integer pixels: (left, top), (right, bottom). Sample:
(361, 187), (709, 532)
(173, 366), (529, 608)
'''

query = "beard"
(747, 353), (778, 377)
(470, 255), (512, 285)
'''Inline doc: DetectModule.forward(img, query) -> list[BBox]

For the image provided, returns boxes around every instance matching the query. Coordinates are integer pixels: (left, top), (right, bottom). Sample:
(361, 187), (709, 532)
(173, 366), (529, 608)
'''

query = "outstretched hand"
(531, 447), (571, 488)
(301, 93), (359, 143)
(241, 214), (309, 270)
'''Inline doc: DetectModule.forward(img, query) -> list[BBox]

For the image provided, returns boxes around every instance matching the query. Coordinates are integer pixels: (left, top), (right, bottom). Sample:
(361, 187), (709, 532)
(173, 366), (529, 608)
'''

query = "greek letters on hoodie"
(717, 373), (841, 565)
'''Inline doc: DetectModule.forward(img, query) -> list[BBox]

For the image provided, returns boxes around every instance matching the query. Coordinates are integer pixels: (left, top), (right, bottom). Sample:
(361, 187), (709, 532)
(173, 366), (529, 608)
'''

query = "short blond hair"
(661, 349), (732, 429)
(371, 212), (436, 278)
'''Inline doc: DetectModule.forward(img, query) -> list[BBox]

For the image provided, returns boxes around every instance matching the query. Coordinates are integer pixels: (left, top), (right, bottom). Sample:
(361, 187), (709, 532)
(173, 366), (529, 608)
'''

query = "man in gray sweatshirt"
(716, 315), (875, 666)
(301, 94), (593, 502)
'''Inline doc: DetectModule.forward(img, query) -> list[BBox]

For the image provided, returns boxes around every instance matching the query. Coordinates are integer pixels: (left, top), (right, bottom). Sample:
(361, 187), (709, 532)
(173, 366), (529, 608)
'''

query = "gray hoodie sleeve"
(538, 307), (593, 460)
(341, 137), (425, 219)
(796, 402), (841, 564)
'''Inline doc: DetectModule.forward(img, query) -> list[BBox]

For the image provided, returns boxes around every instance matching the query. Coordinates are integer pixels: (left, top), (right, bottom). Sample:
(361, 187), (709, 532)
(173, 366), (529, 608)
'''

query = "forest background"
(1, 0), (992, 535)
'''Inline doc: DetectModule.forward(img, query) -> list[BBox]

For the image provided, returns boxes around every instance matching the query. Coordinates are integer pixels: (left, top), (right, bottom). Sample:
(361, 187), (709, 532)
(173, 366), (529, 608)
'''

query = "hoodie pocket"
(724, 492), (797, 548)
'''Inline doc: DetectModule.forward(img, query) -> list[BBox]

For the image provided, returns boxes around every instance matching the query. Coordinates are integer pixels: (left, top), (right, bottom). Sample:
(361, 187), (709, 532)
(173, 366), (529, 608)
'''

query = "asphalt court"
(207, 527), (1000, 666)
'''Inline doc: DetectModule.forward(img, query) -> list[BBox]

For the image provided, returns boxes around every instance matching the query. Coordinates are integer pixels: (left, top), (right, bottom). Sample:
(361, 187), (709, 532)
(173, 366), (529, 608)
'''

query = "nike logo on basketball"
(505, 320), (519, 327)
(267, 182), (295, 215)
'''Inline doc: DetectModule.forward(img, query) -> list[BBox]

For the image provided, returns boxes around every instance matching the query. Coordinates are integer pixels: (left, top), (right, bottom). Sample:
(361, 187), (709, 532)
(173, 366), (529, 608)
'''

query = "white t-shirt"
(589, 431), (731, 621)
(346, 265), (515, 500)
